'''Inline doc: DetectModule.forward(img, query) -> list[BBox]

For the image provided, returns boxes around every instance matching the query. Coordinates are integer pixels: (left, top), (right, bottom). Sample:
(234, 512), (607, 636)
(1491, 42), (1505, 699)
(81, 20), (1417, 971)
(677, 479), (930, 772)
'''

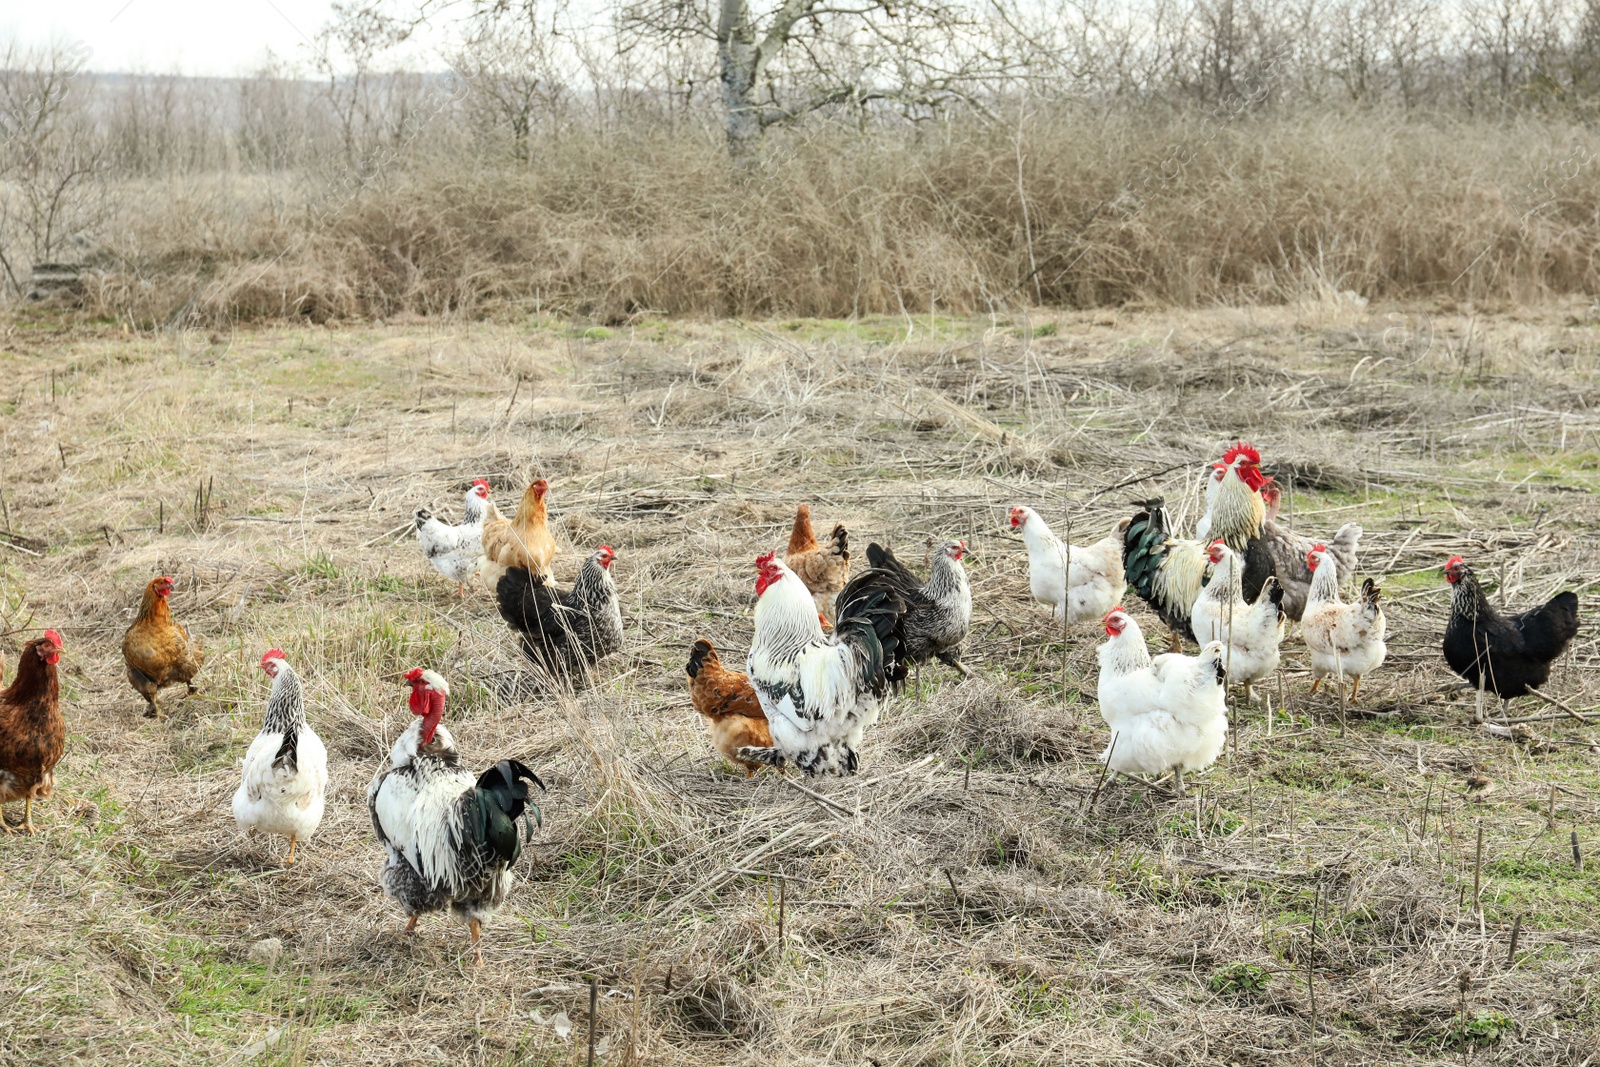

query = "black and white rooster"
(368, 668), (545, 965)
(862, 540), (973, 684)
(739, 552), (907, 776)
(494, 545), (623, 683)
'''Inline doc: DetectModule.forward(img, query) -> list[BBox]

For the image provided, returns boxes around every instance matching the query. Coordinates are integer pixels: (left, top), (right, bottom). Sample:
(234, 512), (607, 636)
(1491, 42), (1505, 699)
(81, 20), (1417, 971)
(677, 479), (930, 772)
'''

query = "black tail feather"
(470, 758), (547, 866)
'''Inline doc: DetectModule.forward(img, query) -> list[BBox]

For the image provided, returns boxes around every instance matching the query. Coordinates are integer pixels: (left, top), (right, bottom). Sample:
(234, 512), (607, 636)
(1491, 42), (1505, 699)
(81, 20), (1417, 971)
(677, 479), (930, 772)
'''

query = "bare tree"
(452, 0), (575, 159)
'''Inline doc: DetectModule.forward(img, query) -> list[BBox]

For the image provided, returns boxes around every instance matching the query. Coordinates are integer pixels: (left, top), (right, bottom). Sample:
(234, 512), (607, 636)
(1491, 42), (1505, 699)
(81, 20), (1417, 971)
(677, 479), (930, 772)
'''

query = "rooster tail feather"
(1359, 578), (1382, 607)
(470, 759), (546, 866)
(1122, 499), (1170, 599)
(834, 570), (909, 691)
(787, 504), (816, 555)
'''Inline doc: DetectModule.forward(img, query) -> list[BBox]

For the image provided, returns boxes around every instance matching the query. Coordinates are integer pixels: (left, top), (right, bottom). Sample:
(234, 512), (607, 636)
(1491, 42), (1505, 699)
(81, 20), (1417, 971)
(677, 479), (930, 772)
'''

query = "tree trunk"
(718, 0), (762, 162)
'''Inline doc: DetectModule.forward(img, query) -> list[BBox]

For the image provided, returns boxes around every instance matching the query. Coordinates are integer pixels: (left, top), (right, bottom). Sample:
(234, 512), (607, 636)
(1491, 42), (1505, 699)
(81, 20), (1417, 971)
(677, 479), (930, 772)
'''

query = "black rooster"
(1442, 555), (1580, 720)
(495, 545), (623, 683)
(860, 541), (973, 685)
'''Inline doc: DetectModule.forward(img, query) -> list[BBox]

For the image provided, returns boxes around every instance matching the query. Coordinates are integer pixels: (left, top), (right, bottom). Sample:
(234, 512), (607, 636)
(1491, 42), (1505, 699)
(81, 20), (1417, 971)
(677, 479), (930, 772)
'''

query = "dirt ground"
(0, 300), (1595, 1065)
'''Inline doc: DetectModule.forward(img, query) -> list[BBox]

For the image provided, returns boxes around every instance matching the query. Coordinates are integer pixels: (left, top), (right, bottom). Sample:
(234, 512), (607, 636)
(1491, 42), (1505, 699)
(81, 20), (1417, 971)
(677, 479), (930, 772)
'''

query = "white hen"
(232, 650), (328, 865)
(1301, 546), (1387, 703)
(1190, 540), (1287, 703)
(415, 480), (495, 596)
(1009, 506), (1127, 623)
(1095, 608), (1229, 794)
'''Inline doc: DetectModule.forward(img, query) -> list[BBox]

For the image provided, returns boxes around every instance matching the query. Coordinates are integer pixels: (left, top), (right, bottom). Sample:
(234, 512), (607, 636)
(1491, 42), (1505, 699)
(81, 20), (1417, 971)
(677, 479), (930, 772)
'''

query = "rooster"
(1009, 507), (1127, 624)
(0, 631), (64, 833)
(1302, 546), (1387, 703)
(1095, 609), (1227, 796)
(784, 504), (851, 624)
(863, 540), (972, 683)
(368, 669), (546, 966)
(494, 545), (623, 683)
(480, 477), (558, 588)
(415, 479), (495, 596)
(1190, 541), (1286, 704)
(232, 650), (327, 865)
(122, 576), (205, 718)
(1442, 556), (1580, 721)
(685, 639), (772, 778)
(1123, 442), (1268, 648)
(738, 554), (907, 776)
(1238, 482), (1362, 621)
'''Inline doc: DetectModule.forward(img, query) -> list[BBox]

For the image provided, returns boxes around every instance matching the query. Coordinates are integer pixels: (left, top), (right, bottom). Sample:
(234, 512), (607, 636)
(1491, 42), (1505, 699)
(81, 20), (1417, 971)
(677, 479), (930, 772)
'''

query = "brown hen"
(122, 576), (205, 718)
(783, 504), (850, 623)
(685, 639), (771, 778)
(0, 631), (65, 833)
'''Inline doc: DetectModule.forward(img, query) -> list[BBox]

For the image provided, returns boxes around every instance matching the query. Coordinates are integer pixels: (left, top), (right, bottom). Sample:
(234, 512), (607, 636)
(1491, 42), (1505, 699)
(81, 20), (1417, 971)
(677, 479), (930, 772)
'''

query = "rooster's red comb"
(472, 478), (490, 489)
(261, 648), (286, 665)
(1446, 555), (1464, 568)
(755, 551), (776, 568)
(43, 629), (62, 647)
(1221, 441), (1260, 466)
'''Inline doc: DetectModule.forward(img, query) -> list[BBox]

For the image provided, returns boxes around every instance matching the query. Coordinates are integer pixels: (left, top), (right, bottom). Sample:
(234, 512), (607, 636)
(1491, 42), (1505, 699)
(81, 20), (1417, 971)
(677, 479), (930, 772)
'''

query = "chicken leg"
(1166, 629), (1184, 654)
(284, 835), (298, 865)
(1349, 676), (1362, 703)
(1309, 678), (1321, 696)
(1172, 768), (1187, 797)
(0, 806), (12, 834)
(469, 918), (484, 967)
(404, 915), (419, 935)
(22, 796), (35, 834)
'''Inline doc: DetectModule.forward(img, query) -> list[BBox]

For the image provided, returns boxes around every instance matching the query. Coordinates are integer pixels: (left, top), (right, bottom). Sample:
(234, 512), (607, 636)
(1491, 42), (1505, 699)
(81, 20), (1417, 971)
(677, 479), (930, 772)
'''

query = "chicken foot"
(469, 918), (484, 967)
(284, 835), (298, 865)
(403, 915), (419, 935)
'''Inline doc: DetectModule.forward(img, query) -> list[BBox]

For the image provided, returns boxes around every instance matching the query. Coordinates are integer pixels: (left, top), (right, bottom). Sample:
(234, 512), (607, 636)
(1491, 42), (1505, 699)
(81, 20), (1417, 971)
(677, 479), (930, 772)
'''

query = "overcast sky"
(3, 1), (453, 76)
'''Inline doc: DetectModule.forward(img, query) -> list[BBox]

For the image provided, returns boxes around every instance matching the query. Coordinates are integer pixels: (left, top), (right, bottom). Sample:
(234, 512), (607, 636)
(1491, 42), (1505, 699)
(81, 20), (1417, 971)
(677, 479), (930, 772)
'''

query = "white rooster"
(1302, 546), (1387, 703)
(737, 553), (907, 776)
(1008, 506), (1127, 623)
(367, 668), (546, 965)
(1095, 608), (1229, 795)
(232, 650), (328, 865)
(415, 479), (496, 596)
(1190, 540), (1286, 704)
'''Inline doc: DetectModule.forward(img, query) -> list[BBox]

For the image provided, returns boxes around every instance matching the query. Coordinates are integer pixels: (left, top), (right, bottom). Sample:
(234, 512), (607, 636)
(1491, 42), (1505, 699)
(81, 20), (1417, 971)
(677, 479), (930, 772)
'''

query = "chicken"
(1123, 442), (1268, 648)
(479, 477), (558, 589)
(862, 540), (972, 681)
(1190, 541), (1286, 704)
(685, 639), (772, 778)
(1238, 482), (1362, 621)
(1442, 555), (1580, 722)
(1301, 546), (1387, 702)
(784, 504), (851, 623)
(738, 553), (907, 776)
(232, 650), (328, 865)
(122, 575), (205, 718)
(415, 479), (494, 596)
(0, 631), (64, 833)
(368, 669), (546, 966)
(494, 545), (623, 682)
(1094, 608), (1228, 796)
(1009, 506), (1127, 623)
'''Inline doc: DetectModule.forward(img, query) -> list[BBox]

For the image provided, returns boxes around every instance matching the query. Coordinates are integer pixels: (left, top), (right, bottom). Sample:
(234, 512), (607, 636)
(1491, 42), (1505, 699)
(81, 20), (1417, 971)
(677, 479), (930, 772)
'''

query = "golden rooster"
(479, 477), (557, 589)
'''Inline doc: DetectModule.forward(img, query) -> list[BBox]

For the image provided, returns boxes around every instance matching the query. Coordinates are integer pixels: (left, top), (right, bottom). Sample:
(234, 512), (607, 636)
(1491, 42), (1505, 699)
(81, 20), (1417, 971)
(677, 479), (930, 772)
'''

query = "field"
(0, 299), (1596, 1065)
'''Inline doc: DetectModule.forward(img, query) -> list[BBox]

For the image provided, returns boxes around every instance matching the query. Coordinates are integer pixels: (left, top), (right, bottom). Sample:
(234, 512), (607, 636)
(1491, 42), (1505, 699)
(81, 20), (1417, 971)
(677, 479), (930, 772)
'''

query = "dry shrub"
(73, 108), (1600, 325)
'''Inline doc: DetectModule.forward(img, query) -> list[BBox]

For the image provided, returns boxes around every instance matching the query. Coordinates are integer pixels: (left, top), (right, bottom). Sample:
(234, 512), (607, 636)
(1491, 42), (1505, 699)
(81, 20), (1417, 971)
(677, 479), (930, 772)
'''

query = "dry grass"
(63, 108), (1600, 326)
(0, 298), (1597, 1065)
